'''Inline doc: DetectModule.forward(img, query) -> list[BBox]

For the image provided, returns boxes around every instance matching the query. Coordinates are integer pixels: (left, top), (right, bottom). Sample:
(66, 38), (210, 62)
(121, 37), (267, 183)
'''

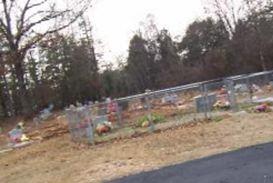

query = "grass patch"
(136, 113), (166, 127)
(212, 116), (224, 123)
(172, 108), (196, 121)
(238, 103), (256, 111)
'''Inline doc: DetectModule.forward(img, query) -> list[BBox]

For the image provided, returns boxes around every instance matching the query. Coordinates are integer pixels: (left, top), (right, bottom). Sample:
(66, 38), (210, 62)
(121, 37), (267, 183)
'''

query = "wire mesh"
(65, 105), (94, 144)
(65, 70), (273, 144)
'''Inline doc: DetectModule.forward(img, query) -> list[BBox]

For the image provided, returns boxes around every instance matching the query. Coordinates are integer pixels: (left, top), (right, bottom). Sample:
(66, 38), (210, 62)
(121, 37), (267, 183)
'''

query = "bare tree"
(0, 0), (91, 114)
(205, 0), (273, 70)
(204, 0), (244, 36)
(244, 0), (273, 70)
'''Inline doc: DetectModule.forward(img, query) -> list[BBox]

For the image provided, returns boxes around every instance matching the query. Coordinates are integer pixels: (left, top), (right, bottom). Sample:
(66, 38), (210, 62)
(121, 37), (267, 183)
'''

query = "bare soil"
(0, 112), (273, 183)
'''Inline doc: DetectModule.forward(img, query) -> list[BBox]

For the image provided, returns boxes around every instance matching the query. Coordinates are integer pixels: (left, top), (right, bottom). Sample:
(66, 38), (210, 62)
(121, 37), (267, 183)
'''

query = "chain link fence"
(65, 70), (273, 144)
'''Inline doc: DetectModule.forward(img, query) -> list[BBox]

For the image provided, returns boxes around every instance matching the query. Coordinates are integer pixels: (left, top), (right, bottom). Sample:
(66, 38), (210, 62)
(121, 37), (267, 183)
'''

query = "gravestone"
(195, 93), (217, 113)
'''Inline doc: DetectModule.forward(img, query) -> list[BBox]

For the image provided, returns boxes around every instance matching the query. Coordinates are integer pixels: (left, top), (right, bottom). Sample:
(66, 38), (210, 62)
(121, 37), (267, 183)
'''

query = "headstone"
(162, 94), (178, 104)
(234, 84), (248, 93)
(195, 93), (217, 113)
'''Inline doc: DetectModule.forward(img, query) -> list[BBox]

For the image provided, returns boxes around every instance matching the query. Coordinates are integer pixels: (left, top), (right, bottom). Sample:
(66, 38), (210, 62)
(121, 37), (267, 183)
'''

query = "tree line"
(1, 0), (273, 119)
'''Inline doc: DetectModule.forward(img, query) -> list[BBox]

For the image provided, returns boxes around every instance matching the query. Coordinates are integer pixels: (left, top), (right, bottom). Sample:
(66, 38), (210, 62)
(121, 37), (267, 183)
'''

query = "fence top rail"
(113, 69), (273, 103)
(114, 86), (196, 103)
(115, 79), (222, 102)
(227, 70), (273, 80)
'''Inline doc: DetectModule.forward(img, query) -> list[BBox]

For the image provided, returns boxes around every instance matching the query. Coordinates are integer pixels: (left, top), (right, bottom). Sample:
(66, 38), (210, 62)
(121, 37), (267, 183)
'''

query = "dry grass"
(0, 112), (273, 183)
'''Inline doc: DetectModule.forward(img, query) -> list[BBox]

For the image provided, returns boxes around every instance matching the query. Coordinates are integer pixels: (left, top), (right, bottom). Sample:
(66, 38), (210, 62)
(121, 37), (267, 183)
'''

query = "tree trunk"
(259, 50), (267, 71)
(0, 74), (15, 117)
(0, 84), (9, 117)
(14, 58), (31, 115)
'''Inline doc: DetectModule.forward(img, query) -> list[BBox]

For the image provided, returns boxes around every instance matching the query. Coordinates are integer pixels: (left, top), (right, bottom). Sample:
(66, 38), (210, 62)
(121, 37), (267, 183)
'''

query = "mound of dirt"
(27, 115), (69, 141)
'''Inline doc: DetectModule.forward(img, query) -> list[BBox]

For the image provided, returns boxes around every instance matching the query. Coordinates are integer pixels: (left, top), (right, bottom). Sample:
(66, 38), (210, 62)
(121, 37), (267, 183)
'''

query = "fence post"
(112, 99), (122, 128)
(145, 89), (155, 132)
(85, 106), (95, 145)
(200, 84), (209, 120)
(204, 84), (210, 119)
(65, 108), (74, 141)
(226, 79), (238, 112)
(117, 105), (122, 127)
(246, 77), (253, 103)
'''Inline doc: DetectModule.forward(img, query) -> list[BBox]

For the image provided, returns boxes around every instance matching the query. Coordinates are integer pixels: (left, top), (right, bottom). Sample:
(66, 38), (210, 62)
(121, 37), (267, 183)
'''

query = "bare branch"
(15, 9), (70, 47)
(214, 0), (235, 35)
(7, 0), (15, 14)
(0, 17), (7, 32)
(15, 0), (52, 46)
(27, 0), (49, 10)
(23, 10), (69, 33)
(2, 0), (11, 36)
(230, 0), (237, 25)
(0, 0), (91, 55)
(23, 10), (47, 25)
(0, 16), (13, 48)
(15, 0), (31, 45)
(20, 3), (89, 53)
(205, 0), (246, 37)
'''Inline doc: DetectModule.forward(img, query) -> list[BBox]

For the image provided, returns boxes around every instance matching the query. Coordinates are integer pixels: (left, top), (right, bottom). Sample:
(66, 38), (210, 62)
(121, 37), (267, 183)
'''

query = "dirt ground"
(0, 112), (273, 183)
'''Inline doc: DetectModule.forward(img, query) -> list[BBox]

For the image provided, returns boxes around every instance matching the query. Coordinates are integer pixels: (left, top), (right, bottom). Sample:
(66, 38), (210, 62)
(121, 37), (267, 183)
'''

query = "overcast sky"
(89, 0), (205, 63)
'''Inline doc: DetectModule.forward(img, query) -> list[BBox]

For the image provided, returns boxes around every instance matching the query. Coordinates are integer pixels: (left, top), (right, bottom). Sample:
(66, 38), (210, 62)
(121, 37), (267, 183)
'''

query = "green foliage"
(126, 34), (157, 92)
(33, 33), (100, 108)
(239, 103), (256, 112)
(212, 116), (224, 123)
(178, 18), (230, 80)
(136, 113), (166, 127)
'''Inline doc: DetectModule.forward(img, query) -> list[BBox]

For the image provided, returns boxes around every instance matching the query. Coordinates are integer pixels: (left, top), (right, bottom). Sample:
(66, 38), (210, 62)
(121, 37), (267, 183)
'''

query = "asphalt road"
(110, 142), (273, 183)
